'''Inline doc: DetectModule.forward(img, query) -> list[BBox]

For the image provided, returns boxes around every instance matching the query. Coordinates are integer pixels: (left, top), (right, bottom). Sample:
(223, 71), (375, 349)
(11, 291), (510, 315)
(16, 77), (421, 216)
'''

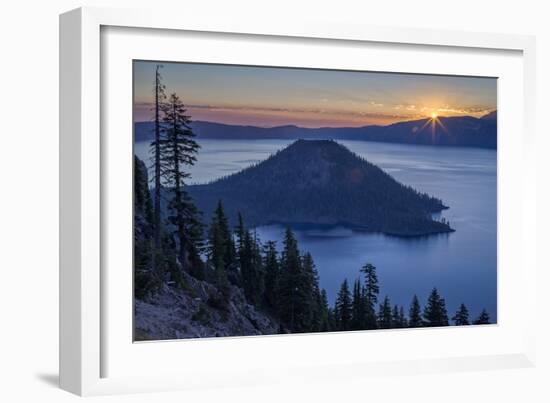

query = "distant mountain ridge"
(135, 111), (497, 149)
(186, 140), (454, 237)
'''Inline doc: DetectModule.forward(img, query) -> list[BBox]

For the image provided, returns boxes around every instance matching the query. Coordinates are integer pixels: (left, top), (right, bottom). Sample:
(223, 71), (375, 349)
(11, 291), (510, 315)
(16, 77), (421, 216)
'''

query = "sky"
(134, 60), (497, 128)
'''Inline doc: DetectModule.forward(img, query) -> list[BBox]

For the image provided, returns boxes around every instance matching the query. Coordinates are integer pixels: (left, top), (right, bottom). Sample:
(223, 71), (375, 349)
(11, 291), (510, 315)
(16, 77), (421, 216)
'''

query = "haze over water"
(135, 138), (497, 322)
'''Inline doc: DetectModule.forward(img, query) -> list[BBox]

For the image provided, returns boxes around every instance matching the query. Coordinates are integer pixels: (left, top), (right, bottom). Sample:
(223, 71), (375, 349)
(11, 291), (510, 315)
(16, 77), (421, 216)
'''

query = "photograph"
(133, 61), (497, 341)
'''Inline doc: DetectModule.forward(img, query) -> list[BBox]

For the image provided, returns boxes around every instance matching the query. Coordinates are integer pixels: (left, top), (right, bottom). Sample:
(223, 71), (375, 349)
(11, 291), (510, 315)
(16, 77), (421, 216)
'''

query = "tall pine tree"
(423, 288), (449, 327)
(160, 93), (202, 275)
(361, 263), (379, 329)
(206, 201), (235, 299)
(335, 279), (352, 331)
(319, 289), (332, 332)
(351, 278), (366, 330)
(302, 252), (320, 331)
(277, 228), (304, 331)
(150, 64), (166, 266)
(263, 240), (279, 311)
(377, 296), (393, 329)
(240, 229), (265, 306)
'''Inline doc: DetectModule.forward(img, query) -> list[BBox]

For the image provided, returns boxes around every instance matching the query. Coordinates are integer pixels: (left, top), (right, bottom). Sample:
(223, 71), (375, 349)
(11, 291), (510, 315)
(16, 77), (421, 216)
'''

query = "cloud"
(134, 100), (495, 127)
(135, 102), (414, 121)
(435, 106), (494, 115)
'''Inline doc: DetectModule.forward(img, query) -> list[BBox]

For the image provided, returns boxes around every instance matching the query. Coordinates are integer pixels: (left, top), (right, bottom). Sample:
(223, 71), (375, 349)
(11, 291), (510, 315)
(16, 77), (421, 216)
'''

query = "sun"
(430, 112), (438, 119)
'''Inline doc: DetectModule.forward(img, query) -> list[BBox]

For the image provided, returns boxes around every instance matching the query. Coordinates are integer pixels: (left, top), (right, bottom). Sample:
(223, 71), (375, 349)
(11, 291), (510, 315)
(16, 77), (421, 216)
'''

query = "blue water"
(135, 139), (497, 322)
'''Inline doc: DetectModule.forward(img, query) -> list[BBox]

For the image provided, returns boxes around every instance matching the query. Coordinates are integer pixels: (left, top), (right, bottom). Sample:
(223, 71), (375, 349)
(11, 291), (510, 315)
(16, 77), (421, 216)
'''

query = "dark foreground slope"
(134, 274), (280, 340)
(134, 156), (279, 340)
(187, 140), (453, 236)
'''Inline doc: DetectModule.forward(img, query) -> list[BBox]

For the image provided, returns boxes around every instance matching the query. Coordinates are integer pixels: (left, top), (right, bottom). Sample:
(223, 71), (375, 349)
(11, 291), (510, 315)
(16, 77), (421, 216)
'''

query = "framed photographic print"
(132, 61), (497, 341)
(60, 7), (537, 396)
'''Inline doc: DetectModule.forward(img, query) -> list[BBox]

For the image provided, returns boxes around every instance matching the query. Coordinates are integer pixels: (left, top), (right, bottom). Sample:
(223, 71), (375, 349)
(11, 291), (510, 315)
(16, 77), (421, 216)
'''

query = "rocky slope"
(135, 270), (280, 340)
(134, 155), (280, 341)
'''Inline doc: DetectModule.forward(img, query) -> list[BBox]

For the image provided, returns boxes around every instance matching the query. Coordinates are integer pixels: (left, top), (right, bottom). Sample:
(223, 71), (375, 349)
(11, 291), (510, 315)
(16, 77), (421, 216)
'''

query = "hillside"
(134, 156), (280, 340)
(187, 140), (454, 237)
(135, 273), (280, 340)
(134, 112), (497, 149)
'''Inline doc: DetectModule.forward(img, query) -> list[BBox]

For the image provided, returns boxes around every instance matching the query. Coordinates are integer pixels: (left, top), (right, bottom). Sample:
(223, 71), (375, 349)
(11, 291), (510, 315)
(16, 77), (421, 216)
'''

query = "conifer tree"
(302, 252), (320, 331)
(207, 217), (228, 291)
(277, 228), (304, 331)
(234, 213), (249, 289)
(206, 201), (238, 300)
(319, 289), (331, 332)
(360, 263), (379, 329)
(242, 230), (265, 306)
(392, 305), (399, 327)
(206, 201), (239, 284)
(408, 294), (423, 328)
(213, 201), (236, 269)
(399, 306), (408, 328)
(452, 303), (470, 326)
(327, 305), (337, 331)
(335, 279), (352, 331)
(160, 93), (202, 274)
(351, 278), (366, 330)
(150, 65), (166, 262)
(134, 156), (154, 228)
(235, 212), (246, 257)
(377, 296), (393, 329)
(423, 288), (449, 327)
(236, 213), (272, 296)
(473, 309), (490, 325)
(134, 157), (156, 298)
(263, 240), (279, 311)
(239, 230), (255, 303)
(392, 305), (405, 328)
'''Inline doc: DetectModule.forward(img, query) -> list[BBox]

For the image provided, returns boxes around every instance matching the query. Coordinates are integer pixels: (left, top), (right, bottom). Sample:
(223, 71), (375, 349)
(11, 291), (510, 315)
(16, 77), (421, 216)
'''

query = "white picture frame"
(59, 6), (537, 396)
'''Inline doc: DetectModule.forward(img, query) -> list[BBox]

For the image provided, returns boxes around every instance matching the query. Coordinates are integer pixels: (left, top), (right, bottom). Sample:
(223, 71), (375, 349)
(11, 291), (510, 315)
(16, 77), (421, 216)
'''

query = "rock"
(134, 270), (279, 340)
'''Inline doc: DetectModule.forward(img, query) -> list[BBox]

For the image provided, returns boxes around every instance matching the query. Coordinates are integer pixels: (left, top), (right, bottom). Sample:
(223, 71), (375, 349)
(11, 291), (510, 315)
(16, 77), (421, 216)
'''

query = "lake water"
(135, 139), (497, 322)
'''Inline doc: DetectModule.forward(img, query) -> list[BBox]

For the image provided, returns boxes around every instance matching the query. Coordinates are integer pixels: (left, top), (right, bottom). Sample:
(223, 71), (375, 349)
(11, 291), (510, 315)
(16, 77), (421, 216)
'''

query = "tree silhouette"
(423, 288), (449, 327)
(206, 201), (234, 300)
(335, 279), (352, 331)
(351, 278), (366, 330)
(473, 309), (490, 325)
(134, 156), (156, 297)
(150, 64), (166, 267)
(408, 295), (423, 328)
(399, 306), (407, 328)
(263, 240), (279, 311)
(377, 296), (393, 329)
(160, 93), (202, 274)
(360, 263), (379, 329)
(302, 252), (321, 331)
(392, 305), (407, 328)
(452, 303), (470, 326)
(319, 289), (332, 332)
(277, 228), (303, 331)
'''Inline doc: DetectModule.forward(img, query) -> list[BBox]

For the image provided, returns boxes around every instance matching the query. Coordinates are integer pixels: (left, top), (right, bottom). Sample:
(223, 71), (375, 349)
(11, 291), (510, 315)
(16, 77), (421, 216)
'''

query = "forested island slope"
(187, 140), (453, 237)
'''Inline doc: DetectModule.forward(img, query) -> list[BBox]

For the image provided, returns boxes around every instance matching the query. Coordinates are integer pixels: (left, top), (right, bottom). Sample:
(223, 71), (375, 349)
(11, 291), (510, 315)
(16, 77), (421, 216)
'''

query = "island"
(187, 139), (454, 237)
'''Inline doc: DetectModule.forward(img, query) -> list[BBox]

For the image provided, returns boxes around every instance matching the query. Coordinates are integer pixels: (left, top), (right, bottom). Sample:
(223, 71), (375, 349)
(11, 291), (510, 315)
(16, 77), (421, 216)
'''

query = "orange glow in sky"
(134, 62), (497, 128)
